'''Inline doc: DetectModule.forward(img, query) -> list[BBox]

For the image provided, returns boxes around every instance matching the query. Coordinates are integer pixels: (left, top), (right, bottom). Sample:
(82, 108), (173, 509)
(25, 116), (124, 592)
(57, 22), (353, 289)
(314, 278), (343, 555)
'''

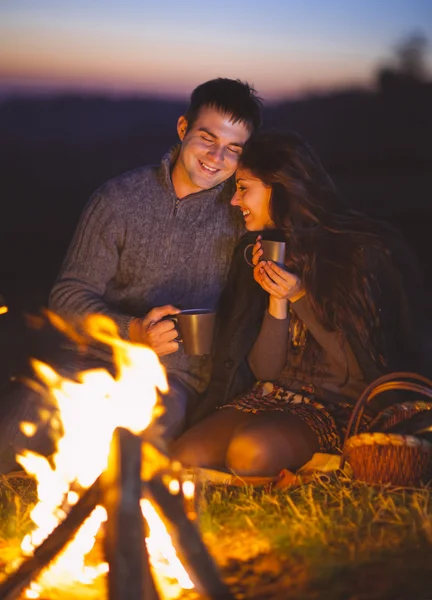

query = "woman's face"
(231, 167), (275, 231)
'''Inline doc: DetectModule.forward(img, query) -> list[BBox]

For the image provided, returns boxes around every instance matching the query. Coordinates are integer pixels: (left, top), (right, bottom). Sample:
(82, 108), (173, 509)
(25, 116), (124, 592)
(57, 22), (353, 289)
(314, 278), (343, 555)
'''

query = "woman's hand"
(251, 235), (264, 267)
(254, 260), (303, 300)
(251, 236), (305, 318)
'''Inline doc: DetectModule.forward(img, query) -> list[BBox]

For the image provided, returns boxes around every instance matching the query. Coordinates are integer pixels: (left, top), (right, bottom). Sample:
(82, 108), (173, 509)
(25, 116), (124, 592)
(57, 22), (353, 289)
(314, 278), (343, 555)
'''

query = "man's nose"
(208, 145), (225, 163)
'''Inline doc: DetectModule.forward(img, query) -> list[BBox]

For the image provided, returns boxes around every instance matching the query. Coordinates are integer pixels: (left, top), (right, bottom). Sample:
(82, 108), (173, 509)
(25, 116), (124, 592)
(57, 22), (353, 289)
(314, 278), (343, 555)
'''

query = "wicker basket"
(342, 371), (432, 486)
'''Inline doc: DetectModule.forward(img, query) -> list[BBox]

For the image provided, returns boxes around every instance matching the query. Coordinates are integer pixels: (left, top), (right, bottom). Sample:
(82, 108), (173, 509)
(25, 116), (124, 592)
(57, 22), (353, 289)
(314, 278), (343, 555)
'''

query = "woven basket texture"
(344, 432), (432, 486)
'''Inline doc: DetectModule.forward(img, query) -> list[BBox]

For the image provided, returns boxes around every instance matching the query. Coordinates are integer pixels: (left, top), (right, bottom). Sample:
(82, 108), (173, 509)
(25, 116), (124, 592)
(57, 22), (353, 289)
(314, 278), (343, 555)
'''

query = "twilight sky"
(1, 0), (431, 102)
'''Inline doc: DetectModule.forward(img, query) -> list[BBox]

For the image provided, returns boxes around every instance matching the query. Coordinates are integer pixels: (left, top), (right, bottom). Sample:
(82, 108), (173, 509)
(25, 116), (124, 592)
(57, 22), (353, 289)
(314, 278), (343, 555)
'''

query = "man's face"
(172, 106), (252, 198)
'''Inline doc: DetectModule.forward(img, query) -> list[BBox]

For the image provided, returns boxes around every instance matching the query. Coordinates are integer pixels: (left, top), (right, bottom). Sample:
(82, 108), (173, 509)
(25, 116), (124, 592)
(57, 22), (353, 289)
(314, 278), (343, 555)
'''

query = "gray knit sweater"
(49, 146), (244, 392)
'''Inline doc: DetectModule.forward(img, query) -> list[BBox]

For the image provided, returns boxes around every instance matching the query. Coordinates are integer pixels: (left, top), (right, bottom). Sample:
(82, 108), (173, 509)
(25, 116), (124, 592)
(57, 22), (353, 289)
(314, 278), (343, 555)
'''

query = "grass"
(0, 472), (36, 541)
(197, 474), (432, 599)
(201, 474), (432, 553)
(0, 472), (431, 599)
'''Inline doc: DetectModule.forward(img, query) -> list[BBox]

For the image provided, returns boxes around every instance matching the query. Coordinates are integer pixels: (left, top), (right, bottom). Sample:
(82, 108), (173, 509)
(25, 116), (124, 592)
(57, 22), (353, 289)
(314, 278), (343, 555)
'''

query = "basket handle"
(340, 372), (432, 470)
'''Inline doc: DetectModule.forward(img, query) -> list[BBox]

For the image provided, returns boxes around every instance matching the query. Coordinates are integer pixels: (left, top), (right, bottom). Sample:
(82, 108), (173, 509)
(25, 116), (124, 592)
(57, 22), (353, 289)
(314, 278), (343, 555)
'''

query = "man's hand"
(129, 305), (181, 356)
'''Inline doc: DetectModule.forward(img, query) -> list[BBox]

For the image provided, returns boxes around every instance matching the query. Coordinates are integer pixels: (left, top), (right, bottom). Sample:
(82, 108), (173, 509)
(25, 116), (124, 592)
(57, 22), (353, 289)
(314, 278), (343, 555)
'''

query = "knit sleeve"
(248, 310), (290, 380)
(49, 189), (133, 340)
(291, 295), (364, 379)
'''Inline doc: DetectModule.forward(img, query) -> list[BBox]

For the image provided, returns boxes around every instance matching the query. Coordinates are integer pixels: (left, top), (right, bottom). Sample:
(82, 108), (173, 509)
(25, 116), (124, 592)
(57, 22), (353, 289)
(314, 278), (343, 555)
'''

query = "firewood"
(146, 477), (234, 599)
(0, 476), (100, 600)
(102, 427), (160, 600)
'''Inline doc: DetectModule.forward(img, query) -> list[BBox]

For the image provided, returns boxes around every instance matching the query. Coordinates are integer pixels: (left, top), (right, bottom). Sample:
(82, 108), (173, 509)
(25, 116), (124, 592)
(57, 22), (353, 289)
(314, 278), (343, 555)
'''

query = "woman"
(172, 132), (428, 476)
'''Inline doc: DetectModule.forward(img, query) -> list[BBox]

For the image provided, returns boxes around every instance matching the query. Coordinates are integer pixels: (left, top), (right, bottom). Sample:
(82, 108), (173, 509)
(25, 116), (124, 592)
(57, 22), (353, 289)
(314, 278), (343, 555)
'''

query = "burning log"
(0, 476), (100, 600)
(101, 427), (160, 600)
(146, 477), (234, 600)
(0, 313), (234, 599)
(0, 433), (233, 600)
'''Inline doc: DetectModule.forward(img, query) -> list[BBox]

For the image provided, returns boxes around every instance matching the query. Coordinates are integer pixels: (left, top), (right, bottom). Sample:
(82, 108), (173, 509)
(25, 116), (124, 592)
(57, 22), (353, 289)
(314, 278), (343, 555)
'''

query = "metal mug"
(166, 309), (216, 356)
(244, 239), (286, 268)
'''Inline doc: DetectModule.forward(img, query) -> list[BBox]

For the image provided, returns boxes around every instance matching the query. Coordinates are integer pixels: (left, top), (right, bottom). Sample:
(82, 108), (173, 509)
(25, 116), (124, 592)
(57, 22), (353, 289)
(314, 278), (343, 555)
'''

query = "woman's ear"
(177, 116), (188, 141)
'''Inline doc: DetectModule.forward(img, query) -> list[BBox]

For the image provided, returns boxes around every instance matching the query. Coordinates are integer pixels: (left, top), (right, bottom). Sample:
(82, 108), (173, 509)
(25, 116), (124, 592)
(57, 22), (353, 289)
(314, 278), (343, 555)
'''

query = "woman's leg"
(170, 408), (255, 470)
(225, 411), (320, 477)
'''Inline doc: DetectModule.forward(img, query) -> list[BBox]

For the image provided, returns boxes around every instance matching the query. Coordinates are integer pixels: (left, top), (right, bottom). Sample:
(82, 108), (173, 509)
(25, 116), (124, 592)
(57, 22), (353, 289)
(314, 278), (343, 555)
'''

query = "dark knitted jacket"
(189, 231), (430, 426)
(188, 233), (267, 424)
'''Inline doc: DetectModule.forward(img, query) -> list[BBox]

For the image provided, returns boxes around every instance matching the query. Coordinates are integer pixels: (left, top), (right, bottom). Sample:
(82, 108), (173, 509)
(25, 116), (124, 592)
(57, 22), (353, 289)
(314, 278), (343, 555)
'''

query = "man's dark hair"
(184, 78), (263, 132)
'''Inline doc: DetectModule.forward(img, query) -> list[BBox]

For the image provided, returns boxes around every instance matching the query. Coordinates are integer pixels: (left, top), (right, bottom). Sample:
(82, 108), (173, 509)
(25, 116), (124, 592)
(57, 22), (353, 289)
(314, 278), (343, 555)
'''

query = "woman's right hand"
(251, 235), (264, 267)
(252, 236), (305, 318)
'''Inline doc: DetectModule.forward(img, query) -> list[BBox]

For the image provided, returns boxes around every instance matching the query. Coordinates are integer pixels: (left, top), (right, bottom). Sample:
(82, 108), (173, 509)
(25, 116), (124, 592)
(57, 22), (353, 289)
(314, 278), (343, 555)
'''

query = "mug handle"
(161, 315), (182, 342)
(243, 243), (255, 267)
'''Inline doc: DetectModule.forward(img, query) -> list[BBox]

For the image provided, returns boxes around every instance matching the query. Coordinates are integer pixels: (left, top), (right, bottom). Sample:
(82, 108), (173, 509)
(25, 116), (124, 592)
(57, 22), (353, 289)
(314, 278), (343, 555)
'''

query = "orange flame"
(17, 314), (194, 598)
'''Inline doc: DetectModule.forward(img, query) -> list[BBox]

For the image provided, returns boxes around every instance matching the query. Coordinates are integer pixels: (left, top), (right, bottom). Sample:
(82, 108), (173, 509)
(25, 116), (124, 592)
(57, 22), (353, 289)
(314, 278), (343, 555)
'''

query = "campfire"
(0, 314), (232, 600)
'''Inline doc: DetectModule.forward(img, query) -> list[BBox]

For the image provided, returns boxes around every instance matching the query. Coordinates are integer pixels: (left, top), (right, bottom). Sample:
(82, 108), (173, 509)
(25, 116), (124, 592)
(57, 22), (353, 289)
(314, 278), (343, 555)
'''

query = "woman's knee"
(171, 435), (212, 468)
(225, 426), (280, 476)
(170, 426), (229, 469)
(225, 416), (319, 476)
(171, 408), (253, 469)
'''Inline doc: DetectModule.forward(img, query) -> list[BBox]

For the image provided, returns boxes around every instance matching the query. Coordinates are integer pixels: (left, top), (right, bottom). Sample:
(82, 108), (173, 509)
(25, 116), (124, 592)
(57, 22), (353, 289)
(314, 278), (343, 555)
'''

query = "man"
(48, 78), (263, 440)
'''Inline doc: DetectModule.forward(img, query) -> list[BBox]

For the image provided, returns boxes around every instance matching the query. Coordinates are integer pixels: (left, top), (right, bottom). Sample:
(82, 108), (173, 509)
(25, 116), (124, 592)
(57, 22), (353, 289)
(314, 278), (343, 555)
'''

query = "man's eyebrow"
(198, 127), (245, 148)
(198, 127), (216, 138)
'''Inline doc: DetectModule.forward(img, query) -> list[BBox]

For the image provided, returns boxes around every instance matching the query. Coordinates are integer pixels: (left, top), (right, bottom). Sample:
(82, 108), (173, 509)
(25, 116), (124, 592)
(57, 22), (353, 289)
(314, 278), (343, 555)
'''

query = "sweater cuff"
(110, 313), (135, 341)
(263, 309), (290, 331)
(289, 294), (312, 321)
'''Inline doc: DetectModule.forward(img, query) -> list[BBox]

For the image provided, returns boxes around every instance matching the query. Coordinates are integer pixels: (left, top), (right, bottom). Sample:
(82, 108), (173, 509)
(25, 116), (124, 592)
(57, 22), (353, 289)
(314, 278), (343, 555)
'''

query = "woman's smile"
(231, 167), (274, 231)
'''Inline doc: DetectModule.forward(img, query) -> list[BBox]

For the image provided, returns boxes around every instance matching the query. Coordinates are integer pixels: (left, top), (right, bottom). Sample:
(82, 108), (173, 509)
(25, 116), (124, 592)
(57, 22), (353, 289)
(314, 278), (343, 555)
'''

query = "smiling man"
(172, 105), (248, 197)
(48, 78), (262, 440)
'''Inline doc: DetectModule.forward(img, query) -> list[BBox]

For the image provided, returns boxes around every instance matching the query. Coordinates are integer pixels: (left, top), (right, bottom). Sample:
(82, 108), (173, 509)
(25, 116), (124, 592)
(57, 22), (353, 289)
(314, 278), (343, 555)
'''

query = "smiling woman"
(232, 169), (274, 231)
(172, 131), (430, 477)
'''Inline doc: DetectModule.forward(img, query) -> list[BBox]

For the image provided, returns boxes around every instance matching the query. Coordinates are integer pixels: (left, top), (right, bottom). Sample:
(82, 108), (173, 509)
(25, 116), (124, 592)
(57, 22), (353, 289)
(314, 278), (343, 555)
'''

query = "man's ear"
(177, 116), (188, 141)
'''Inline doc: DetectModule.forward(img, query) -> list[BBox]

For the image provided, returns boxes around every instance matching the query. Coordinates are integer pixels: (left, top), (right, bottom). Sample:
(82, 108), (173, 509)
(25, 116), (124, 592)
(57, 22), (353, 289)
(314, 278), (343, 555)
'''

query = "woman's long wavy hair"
(238, 131), (417, 370)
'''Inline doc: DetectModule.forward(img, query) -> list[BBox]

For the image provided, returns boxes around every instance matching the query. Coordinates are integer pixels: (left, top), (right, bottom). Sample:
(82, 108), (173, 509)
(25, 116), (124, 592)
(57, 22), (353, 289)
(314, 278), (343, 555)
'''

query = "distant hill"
(0, 86), (431, 315)
(0, 95), (186, 146)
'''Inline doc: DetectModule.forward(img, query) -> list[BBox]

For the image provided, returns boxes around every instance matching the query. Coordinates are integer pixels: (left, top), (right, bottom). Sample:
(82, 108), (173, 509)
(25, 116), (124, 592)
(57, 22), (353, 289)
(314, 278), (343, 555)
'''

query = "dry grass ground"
(0, 472), (431, 599)
(198, 475), (432, 599)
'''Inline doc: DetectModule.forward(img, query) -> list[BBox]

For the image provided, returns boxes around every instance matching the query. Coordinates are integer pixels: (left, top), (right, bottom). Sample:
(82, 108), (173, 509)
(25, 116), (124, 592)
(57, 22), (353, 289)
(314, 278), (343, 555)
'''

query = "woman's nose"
(231, 190), (241, 206)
